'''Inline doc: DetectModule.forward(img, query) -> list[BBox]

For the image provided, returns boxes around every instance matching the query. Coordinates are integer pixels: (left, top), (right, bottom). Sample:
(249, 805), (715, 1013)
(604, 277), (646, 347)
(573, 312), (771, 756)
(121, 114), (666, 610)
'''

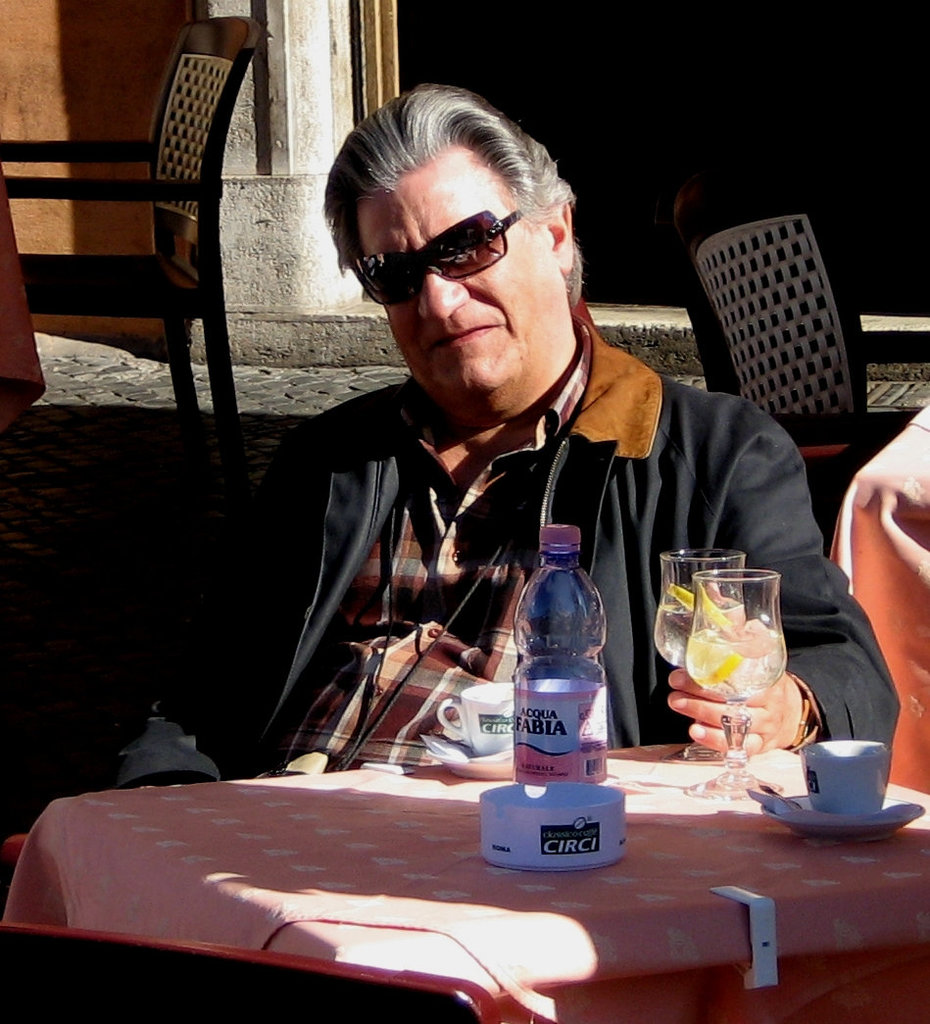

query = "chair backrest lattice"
(156, 53), (233, 221)
(694, 214), (856, 416)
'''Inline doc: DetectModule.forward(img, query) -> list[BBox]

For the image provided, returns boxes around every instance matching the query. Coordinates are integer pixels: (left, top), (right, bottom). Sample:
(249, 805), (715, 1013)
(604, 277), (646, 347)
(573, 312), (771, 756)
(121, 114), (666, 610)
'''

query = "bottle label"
(514, 684), (607, 783)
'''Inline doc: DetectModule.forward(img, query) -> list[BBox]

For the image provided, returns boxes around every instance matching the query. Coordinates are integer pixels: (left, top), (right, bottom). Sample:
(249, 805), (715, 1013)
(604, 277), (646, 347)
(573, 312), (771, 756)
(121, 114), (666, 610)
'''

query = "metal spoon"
(754, 785), (805, 812)
(758, 784), (805, 809)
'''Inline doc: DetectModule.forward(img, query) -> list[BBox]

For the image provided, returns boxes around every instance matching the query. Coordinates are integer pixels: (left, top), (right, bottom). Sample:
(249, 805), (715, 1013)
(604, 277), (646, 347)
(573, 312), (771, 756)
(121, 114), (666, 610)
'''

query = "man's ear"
(548, 203), (575, 277)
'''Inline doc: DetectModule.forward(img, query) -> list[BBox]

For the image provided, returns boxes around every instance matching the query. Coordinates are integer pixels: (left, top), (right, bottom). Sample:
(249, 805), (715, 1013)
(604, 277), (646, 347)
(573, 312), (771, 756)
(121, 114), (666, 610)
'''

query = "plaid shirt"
(279, 337), (591, 769)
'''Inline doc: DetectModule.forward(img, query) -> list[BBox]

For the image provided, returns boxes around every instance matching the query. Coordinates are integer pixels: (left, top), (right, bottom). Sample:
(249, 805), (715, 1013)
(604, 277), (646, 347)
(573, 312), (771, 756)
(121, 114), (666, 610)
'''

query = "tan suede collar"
(570, 322), (663, 458)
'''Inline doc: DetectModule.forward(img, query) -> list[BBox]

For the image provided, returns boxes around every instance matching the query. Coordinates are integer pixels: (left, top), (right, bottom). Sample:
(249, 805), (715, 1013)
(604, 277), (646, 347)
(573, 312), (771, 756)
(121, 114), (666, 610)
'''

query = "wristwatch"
(787, 674), (820, 750)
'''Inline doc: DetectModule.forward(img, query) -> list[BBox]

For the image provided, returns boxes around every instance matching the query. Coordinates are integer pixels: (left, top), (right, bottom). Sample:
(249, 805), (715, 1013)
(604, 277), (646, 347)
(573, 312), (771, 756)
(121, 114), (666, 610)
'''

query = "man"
(119, 84), (896, 785)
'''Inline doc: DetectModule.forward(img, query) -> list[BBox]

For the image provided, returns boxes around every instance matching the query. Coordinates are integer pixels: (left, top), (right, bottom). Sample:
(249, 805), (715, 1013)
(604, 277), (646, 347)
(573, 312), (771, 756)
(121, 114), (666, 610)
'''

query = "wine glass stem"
(722, 704), (751, 774)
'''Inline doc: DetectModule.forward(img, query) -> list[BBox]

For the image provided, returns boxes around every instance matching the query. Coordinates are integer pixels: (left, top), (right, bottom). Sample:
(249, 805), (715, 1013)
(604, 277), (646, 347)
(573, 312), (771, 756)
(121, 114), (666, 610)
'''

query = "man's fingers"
(668, 669), (804, 752)
(690, 720), (763, 756)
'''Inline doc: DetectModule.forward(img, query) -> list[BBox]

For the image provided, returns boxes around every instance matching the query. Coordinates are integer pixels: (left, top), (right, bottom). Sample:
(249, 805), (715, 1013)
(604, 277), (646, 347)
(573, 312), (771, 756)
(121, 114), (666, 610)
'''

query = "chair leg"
(164, 317), (209, 478)
(199, 308), (250, 517)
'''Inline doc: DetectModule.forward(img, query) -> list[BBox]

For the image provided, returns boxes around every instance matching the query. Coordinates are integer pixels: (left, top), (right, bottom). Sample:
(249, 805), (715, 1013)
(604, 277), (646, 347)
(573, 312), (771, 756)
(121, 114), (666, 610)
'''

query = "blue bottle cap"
(540, 523), (581, 553)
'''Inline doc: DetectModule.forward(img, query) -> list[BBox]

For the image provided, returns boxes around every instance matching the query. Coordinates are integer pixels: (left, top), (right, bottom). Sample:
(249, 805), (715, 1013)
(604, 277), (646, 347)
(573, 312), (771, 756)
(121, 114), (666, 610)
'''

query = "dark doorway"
(398, 5), (927, 313)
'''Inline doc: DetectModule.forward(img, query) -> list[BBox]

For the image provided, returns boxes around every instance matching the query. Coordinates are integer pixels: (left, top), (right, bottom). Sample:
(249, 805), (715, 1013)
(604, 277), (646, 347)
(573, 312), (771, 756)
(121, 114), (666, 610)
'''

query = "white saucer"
(420, 734), (513, 780)
(754, 793), (925, 841)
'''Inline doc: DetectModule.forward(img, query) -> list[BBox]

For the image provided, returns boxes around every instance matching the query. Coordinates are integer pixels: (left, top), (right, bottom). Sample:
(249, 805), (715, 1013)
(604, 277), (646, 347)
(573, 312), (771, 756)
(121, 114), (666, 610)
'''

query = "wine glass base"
(687, 772), (783, 801)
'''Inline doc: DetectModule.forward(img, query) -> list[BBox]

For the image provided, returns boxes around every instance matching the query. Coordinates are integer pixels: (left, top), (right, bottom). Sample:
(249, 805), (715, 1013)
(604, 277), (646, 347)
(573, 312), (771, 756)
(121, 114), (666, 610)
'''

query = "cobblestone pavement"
(2, 336), (928, 836)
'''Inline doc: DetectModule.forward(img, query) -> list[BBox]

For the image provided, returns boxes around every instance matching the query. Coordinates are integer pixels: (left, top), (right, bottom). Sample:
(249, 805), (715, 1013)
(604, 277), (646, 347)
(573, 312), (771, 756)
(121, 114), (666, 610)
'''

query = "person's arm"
(115, 419), (330, 785)
(116, 713), (220, 787)
(116, 387), (406, 784)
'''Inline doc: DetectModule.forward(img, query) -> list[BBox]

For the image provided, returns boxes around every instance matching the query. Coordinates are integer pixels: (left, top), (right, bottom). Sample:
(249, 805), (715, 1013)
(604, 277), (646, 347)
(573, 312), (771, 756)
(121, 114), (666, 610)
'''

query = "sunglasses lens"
(356, 211), (518, 305)
(431, 213), (503, 279)
(357, 252), (419, 305)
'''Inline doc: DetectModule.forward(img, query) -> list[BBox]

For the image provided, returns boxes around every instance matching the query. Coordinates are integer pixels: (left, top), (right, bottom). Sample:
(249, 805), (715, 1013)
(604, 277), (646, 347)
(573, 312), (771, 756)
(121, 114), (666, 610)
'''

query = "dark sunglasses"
(354, 210), (523, 306)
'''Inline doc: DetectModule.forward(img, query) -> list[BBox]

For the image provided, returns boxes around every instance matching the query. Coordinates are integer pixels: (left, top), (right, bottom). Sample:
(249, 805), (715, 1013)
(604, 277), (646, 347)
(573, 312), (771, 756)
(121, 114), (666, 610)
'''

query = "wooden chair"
(0, 17), (261, 513)
(673, 169), (914, 540)
(0, 923), (500, 1022)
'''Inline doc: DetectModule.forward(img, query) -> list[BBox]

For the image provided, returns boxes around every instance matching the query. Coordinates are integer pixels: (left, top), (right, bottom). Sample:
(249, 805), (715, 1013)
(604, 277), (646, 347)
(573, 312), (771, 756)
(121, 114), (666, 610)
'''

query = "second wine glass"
(655, 548), (746, 762)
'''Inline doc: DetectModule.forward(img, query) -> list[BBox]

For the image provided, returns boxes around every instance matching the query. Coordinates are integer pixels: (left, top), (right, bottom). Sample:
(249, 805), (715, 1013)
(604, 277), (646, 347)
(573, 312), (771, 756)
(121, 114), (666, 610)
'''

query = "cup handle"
(437, 698), (465, 742)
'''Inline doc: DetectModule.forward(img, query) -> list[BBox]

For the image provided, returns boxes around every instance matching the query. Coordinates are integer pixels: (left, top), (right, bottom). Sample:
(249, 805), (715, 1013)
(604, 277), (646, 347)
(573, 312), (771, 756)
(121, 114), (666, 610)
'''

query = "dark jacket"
(130, 332), (897, 782)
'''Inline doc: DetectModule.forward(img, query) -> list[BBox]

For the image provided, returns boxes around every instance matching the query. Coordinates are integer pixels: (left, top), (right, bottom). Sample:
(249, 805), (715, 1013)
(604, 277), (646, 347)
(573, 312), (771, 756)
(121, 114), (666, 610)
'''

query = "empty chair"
(1, 17), (261, 513)
(673, 169), (913, 538)
(693, 213), (859, 415)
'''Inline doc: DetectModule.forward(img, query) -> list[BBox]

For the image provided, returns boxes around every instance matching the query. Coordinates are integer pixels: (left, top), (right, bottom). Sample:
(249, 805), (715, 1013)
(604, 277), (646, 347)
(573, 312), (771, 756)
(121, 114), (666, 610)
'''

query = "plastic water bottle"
(513, 523), (608, 784)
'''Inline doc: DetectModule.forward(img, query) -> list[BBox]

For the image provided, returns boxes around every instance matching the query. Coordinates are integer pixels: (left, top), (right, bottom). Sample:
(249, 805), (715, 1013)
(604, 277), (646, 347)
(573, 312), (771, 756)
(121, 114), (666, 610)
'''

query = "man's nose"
(417, 270), (469, 319)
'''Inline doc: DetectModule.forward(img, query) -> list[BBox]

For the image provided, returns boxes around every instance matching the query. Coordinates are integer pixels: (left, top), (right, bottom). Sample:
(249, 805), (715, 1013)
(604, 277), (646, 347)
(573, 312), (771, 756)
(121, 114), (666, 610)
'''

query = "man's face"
(356, 147), (577, 432)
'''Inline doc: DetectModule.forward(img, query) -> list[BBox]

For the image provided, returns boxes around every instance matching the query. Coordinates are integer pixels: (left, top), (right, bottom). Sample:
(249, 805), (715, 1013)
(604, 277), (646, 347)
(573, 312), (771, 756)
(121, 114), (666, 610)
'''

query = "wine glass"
(655, 549), (746, 762)
(684, 568), (787, 800)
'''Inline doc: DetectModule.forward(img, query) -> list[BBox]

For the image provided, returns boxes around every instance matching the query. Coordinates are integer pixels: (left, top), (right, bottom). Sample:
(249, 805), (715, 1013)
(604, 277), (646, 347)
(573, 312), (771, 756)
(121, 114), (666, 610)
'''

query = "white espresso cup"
(801, 740), (890, 815)
(437, 683), (514, 756)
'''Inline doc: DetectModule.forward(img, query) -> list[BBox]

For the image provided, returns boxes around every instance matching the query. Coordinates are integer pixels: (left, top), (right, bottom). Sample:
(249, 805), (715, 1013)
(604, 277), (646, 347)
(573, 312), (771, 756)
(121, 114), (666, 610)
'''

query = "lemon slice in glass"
(667, 583), (695, 610)
(687, 633), (744, 686)
(668, 581), (742, 632)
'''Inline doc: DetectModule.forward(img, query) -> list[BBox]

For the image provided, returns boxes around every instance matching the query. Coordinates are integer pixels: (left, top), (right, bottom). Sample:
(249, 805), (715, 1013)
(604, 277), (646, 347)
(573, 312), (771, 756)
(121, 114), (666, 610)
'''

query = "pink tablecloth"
(0, 161), (43, 430)
(6, 750), (930, 1023)
(832, 406), (930, 791)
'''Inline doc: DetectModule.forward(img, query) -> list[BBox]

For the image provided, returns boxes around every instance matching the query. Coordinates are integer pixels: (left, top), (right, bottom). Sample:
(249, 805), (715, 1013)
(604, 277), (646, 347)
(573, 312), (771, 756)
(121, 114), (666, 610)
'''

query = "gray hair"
(325, 84), (582, 304)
